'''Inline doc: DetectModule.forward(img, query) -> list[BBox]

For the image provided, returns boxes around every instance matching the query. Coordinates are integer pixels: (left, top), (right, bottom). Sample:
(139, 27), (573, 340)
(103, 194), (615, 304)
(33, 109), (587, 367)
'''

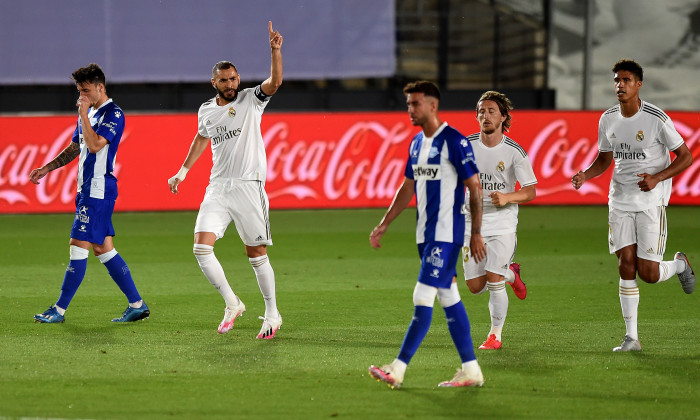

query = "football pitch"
(1, 206), (698, 419)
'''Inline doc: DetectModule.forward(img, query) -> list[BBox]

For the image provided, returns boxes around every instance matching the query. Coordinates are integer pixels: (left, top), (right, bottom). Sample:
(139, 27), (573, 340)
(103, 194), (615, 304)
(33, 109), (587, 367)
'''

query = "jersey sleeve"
(71, 120), (80, 143)
(95, 107), (124, 144)
(252, 85), (271, 112)
(197, 106), (209, 138)
(514, 151), (538, 187)
(597, 113), (613, 152)
(404, 137), (418, 179)
(660, 117), (685, 151)
(450, 135), (479, 181)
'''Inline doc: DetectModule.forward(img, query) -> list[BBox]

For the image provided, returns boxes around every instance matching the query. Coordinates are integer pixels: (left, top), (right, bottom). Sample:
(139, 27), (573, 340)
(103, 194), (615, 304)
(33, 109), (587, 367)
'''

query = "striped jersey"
(197, 86), (271, 183)
(404, 122), (479, 245)
(598, 100), (685, 211)
(464, 134), (537, 235)
(71, 99), (124, 200)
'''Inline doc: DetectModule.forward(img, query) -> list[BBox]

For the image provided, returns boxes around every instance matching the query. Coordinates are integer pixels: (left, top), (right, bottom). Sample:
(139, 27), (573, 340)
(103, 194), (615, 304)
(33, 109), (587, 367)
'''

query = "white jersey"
(464, 134), (537, 236)
(598, 100), (684, 211)
(197, 86), (271, 183)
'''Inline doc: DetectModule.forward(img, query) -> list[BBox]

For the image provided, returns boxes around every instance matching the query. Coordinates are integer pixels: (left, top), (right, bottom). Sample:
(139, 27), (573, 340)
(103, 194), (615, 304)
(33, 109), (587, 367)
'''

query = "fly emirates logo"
(413, 164), (441, 180)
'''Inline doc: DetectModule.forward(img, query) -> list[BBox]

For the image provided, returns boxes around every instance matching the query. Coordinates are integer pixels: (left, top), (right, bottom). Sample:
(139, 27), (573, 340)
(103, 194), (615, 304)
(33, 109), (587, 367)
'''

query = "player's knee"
(413, 282), (437, 307)
(437, 283), (461, 308)
(193, 244), (214, 261)
(466, 279), (487, 295)
(638, 267), (659, 283)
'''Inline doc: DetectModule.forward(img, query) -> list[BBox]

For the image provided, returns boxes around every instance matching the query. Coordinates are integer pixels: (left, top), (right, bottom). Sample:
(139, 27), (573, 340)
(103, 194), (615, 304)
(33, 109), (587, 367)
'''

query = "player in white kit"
(462, 91), (537, 350)
(168, 22), (283, 339)
(572, 59), (695, 352)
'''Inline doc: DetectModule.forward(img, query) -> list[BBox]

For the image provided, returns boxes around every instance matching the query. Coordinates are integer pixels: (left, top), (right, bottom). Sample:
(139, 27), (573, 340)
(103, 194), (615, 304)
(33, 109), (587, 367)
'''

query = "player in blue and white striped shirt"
(29, 63), (149, 324)
(368, 81), (486, 389)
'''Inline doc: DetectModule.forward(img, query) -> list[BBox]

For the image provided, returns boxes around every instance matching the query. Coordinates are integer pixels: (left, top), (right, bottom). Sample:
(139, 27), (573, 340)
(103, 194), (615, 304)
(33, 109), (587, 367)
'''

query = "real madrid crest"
(636, 130), (644, 142)
(228, 107), (236, 117)
(497, 161), (505, 172)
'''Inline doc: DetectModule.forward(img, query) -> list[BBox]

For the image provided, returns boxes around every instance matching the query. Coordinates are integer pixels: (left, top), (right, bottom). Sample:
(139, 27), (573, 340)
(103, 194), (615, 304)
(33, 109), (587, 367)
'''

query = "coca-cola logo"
(528, 119), (604, 197)
(264, 121), (412, 202)
(0, 125), (126, 207)
(527, 118), (700, 198)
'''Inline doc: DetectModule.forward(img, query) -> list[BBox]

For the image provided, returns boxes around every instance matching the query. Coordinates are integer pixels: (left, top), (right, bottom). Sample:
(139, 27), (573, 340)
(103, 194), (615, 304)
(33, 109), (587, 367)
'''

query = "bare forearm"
(468, 193), (483, 235)
(505, 185), (536, 205)
(46, 142), (80, 171)
(379, 180), (414, 228)
(181, 135), (209, 169)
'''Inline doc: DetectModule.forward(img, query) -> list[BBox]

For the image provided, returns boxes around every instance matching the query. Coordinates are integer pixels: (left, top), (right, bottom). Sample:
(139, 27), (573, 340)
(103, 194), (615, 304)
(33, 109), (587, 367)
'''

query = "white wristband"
(175, 166), (189, 181)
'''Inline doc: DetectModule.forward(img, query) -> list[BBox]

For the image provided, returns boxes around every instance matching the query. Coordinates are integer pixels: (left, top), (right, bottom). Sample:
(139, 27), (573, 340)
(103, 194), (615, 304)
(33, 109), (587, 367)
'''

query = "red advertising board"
(1, 110), (699, 214)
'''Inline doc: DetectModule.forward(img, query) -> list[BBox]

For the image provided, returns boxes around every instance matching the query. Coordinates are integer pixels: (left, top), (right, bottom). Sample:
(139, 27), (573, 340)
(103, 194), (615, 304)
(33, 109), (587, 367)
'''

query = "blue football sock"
(56, 257), (88, 310)
(444, 300), (477, 363)
(397, 305), (433, 364)
(99, 250), (142, 303)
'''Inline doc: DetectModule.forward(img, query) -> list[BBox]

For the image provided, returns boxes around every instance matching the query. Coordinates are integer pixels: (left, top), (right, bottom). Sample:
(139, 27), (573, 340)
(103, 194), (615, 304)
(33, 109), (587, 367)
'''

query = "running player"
(462, 90), (537, 350)
(168, 22), (283, 339)
(572, 59), (695, 352)
(368, 80), (487, 389)
(30, 63), (149, 323)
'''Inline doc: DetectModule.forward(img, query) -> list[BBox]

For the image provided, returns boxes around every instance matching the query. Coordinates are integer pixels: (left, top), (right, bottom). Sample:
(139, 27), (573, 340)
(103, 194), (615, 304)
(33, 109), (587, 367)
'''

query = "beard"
(216, 86), (238, 103)
(481, 121), (501, 135)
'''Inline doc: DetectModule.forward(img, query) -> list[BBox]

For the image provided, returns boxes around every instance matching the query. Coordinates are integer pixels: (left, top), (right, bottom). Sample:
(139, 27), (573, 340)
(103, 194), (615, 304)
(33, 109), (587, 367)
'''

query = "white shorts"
(195, 180), (272, 246)
(608, 206), (666, 262)
(463, 232), (517, 280)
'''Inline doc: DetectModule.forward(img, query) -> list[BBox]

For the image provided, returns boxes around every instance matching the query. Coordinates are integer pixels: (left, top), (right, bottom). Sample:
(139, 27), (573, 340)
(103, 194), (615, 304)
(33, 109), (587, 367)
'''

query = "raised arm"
(261, 21), (283, 96)
(168, 133), (210, 194)
(77, 96), (109, 153)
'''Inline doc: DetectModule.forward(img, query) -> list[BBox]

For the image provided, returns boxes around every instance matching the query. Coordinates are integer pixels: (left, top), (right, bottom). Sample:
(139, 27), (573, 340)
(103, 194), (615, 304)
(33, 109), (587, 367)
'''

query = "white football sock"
(487, 280), (508, 341)
(250, 255), (278, 318)
(504, 267), (515, 284)
(391, 358), (407, 380)
(619, 278), (639, 340)
(461, 359), (480, 376)
(657, 261), (677, 283)
(193, 244), (238, 307)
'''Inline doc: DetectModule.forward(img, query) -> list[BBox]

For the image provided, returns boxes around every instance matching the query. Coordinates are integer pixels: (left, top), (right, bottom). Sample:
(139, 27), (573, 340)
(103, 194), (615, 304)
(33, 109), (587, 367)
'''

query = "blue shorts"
(417, 241), (461, 289)
(70, 193), (116, 245)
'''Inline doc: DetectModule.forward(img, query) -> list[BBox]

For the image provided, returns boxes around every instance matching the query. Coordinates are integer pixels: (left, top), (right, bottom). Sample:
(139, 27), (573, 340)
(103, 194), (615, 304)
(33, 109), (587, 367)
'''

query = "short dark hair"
(477, 90), (514, 132)
(71, 63), (106, 86)
(612, 59), (643, 81)
(212, 61), (239, 77)
(403, 80), (440, 101)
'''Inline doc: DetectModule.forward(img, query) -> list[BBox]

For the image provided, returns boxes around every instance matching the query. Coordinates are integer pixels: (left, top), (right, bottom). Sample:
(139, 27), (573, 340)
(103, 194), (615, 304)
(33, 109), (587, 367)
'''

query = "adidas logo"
(610, 132), (616, 138)
(647, 248), (654, 254)
(256, 235), (264, 241)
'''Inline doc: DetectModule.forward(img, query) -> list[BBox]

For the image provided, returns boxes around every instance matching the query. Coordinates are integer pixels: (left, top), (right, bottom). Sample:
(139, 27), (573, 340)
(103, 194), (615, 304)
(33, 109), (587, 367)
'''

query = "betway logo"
(413, 164), (441, 180)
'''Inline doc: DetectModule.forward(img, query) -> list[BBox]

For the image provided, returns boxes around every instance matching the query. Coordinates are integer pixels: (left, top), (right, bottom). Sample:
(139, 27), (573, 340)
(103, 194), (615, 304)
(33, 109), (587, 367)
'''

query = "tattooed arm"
(29, 142), (80, 185)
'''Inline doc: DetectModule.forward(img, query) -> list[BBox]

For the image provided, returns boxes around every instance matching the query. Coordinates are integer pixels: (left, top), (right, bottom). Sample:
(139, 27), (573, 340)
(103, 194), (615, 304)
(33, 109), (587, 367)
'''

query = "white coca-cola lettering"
(528, 118), (700, 198)
(324, 122), (410, 200)
(0, 125), (127, 207)
(529, 119), (604, 197)
(264, 121), (411, 202)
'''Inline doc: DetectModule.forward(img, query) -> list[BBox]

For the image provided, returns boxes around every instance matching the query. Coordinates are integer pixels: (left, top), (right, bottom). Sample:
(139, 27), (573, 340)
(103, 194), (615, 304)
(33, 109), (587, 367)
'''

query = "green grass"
(0, 206), (698, 419)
